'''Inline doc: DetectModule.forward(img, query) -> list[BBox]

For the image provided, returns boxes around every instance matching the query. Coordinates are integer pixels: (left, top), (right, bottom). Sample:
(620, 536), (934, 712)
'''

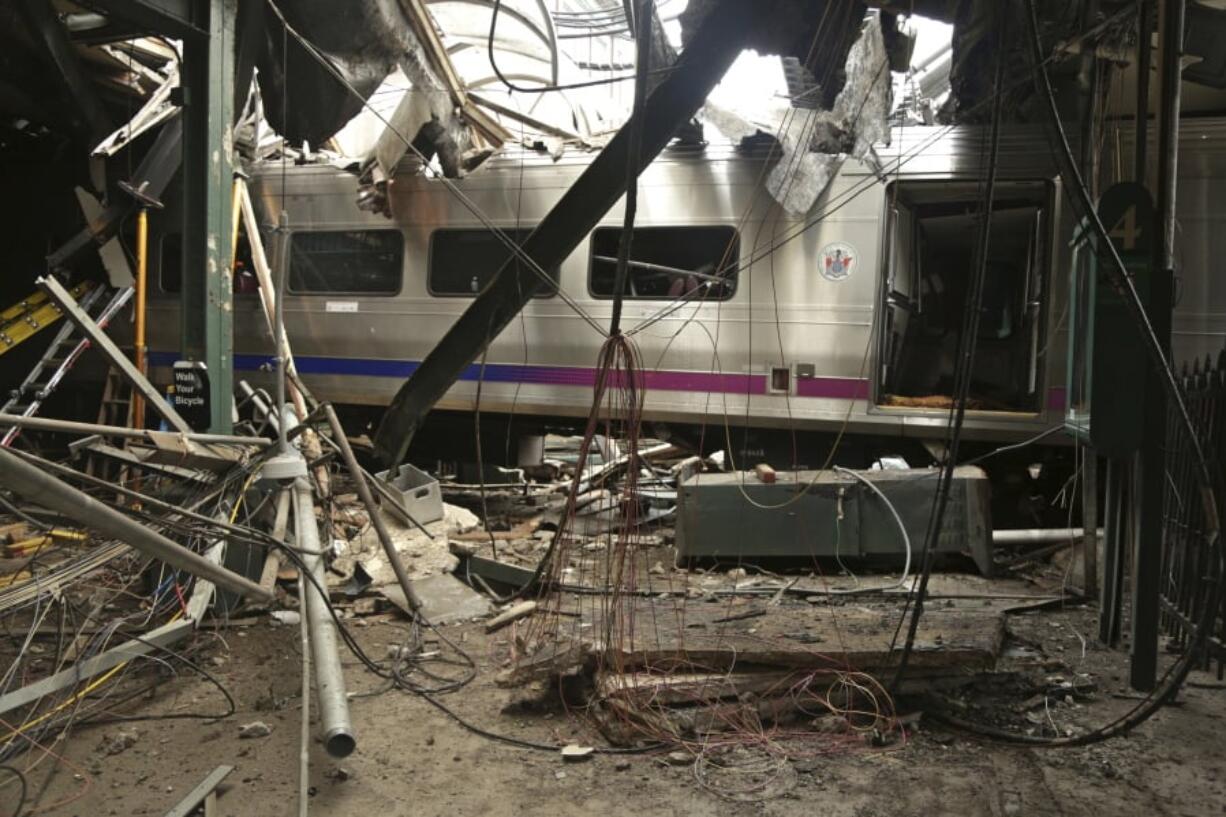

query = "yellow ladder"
(0, 281), (95, 356)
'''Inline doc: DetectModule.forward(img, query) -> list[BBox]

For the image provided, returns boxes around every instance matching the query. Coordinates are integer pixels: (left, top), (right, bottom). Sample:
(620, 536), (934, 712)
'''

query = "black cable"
(889, 7), (1010, 692)
(414, 687), (658, 754)
(78, 635), (236, 724)
(607, 0), (652, 336)
(0, 764), (26, 817)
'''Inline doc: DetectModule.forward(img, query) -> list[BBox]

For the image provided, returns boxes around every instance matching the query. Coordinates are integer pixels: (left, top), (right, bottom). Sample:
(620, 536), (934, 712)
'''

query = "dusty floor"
(19, 593), (1226, 817)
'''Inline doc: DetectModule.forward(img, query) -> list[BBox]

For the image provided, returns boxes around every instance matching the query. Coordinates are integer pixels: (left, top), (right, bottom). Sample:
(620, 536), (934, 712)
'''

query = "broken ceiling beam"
(400, 0), (515, 146)
(0, 445), (273, 603)
(18, 0), (114, 142)
(79, 0), (205, 41)
(373, 0), (767, 465)
(91, 62), (178, 156)
(469, 91), (583, 143)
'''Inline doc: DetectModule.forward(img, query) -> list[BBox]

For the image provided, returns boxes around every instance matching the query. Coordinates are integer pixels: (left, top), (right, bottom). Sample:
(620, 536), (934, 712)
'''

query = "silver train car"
(144, 121), (1226, 452)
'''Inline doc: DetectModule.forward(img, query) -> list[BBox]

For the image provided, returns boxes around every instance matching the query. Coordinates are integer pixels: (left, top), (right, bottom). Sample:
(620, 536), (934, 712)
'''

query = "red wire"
(173, 581), (189, 616)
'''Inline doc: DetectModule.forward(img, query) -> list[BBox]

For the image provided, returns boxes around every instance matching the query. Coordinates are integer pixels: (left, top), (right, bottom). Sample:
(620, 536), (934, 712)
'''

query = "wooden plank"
(258, 489), (291, 595)
(502, 602), (1006, 685)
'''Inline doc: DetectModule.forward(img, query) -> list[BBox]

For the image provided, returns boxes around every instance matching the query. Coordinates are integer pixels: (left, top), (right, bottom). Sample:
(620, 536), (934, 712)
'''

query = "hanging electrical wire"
(888, 6), (1010, 693)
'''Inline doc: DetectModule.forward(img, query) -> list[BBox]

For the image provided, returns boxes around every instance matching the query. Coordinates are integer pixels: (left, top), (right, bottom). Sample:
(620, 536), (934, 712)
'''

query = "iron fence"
(1161, 349), (1226, 676)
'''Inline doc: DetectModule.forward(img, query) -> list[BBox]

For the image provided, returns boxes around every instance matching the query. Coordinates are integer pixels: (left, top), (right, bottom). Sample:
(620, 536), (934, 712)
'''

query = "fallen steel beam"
(38, 275), (193, 434)
(0, 445), (272, 603)
(372, 0), (763, 465)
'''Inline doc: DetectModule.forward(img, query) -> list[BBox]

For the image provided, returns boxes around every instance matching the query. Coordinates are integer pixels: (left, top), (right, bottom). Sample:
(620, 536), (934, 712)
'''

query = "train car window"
(428, 228), (558, 297)
(588, 225), (738, 300)
(878, 180), (1050, 414)
(159, 232), (260, 296)
(288, 230), (403, 295)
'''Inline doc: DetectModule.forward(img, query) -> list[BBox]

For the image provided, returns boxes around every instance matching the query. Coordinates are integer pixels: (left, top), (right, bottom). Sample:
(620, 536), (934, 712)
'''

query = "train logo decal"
(820, 242), (855, 281)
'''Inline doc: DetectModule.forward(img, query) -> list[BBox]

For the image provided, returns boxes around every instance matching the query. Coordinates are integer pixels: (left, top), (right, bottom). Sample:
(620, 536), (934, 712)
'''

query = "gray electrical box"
(675, 466), (993, 576)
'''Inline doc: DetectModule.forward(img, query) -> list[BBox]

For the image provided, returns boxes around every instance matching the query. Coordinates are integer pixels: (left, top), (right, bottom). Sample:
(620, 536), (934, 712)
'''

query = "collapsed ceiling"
(5, 0), (1226, 233)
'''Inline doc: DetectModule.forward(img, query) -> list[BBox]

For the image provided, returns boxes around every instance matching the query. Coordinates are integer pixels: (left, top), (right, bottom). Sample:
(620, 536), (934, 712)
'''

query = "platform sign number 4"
(1097, 182), (1152, 263)
(1108, 205), (1139, 252)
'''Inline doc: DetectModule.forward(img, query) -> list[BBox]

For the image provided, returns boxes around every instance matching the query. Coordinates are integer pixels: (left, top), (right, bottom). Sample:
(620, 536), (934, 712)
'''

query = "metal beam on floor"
(372, 0), (765, 466)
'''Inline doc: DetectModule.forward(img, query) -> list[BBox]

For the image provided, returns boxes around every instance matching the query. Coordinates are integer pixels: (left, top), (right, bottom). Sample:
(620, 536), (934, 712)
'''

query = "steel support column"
(1131, 0), (1183, 691)
(181, 0), (236, 432)
(373, 0), (763, 465)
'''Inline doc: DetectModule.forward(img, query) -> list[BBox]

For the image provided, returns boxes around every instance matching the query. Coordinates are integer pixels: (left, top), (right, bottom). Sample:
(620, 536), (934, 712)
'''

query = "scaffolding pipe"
(0, 445), (271, 602)
(292, 474), (356, 757)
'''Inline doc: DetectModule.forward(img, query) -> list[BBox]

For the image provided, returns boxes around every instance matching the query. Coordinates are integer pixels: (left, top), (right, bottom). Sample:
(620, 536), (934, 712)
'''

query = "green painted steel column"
(181, 0), (235, 432)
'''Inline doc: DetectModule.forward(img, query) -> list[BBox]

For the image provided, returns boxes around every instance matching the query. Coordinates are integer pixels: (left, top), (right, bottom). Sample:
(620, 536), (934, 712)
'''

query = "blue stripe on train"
(147, 351), (540, 385)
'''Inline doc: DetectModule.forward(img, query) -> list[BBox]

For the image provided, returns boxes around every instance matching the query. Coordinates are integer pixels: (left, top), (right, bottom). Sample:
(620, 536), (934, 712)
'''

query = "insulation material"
(766, 16), (892, 216)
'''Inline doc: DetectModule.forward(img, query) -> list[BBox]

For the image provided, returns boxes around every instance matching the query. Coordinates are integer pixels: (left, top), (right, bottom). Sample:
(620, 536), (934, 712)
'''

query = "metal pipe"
(0, 445), (272, 602)
(0, 413), (270, 446)
(993, 527), (1103, 545)
(297, 570), (311, 817)
(322, 404), (423, 614)
(292, 476), (355, 757)
(1155, 0), (1184, 266)
(133, 206), (149, 430)
(1134, 0), (1154, 183)
(274, 212), (291, 455)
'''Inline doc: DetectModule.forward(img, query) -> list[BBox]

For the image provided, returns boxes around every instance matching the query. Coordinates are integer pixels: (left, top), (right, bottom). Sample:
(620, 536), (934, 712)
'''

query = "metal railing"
(1161, 348), (1226, 676)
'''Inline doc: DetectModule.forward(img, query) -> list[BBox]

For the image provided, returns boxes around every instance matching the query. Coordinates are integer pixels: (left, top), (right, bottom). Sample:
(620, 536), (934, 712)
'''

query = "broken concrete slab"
(380, 573), (492, 625)
(331, 502), (478, 589)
